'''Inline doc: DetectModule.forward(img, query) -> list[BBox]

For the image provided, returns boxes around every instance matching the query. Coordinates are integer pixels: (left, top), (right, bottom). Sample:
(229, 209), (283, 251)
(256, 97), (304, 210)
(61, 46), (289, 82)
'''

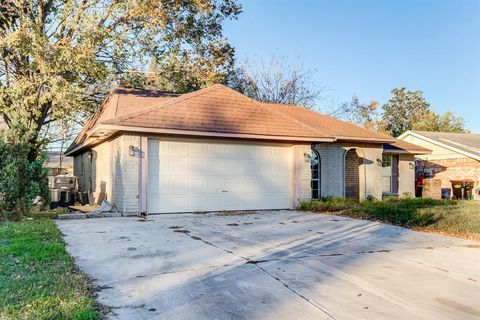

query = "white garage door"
(147, 139), (292, 213)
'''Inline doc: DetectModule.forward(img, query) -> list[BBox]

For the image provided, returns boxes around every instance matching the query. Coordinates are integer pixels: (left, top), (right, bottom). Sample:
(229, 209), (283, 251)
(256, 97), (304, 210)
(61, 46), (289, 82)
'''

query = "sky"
(223, 0), (480, 132)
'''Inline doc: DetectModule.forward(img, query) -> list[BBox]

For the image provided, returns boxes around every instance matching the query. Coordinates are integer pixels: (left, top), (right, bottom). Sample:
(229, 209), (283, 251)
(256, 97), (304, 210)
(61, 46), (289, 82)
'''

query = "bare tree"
(332, 95), (387, 133)
(228, 56), (325, 109)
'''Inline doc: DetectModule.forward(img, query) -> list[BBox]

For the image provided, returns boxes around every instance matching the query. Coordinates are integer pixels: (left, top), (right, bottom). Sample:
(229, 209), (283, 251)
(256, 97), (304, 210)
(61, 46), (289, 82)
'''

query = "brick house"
(65, 85), (430, 215)
(398, 130), (480, 200)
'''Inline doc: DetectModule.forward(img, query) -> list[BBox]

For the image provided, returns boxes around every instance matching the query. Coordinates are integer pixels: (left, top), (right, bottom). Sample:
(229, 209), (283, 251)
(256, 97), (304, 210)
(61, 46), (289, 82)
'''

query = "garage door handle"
(222, 190), (228, 193)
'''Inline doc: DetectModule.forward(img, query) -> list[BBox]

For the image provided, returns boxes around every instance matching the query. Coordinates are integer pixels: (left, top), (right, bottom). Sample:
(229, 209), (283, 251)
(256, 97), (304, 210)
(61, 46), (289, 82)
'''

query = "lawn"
(301, 198), (480, 240)
(0, 219), (100, 320)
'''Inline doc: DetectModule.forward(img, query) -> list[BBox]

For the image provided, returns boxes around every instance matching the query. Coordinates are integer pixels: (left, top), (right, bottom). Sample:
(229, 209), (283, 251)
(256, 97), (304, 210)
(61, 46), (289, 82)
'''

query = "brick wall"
(345, 149), (361, 199)
(398, 154), (415, 196)
(291, 143), (312, 207)
(92, 141), (113, 204)
(417, 157), (480, 200)
(112, 133), (141, 215)
(73, 152), (92, 192)
(313, 142), (384, 200)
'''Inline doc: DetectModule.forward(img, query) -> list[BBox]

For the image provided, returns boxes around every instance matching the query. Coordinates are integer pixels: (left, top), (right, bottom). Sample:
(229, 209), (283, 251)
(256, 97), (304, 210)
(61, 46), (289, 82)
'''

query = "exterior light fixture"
(129, 145), (136, 157)
(304, 152), (312, 163)
(376, 158), (382, 166)
(409, 162), (415, 169)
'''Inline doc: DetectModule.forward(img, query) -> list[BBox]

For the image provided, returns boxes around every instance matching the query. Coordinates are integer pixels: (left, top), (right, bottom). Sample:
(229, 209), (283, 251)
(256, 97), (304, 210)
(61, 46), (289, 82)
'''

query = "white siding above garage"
(147, 139), (292, 213)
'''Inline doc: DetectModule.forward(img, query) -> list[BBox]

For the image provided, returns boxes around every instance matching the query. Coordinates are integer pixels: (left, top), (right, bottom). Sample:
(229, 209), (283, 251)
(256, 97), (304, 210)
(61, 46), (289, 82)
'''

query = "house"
(44, 151), (74, 176)
(65, 85), (430, 215)
(398, 130), (480, 200)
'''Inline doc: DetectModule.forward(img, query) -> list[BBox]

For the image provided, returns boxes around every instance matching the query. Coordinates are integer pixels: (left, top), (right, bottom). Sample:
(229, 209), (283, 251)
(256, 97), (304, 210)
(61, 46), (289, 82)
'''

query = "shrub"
(300, 197), (358, 212)
(0, 142), (48, 220)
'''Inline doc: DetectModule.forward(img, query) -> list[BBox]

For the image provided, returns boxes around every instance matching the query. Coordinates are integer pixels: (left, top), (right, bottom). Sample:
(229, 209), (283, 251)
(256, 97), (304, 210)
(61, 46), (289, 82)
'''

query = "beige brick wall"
(72, 133), (142, 214)
(73, 152), (92, 192)
(398, 154), (415, 196)
(92, 141), (113, 204)
(313, 142), (384, 200)
(112, 133), (141, 215)
(291, 143), (312, 208)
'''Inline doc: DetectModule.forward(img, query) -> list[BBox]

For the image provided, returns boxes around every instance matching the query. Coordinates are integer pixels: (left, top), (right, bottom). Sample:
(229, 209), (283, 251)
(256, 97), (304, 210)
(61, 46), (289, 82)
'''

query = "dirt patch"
(169, 226), (183, 229)
(226, 223), (239, 226)
(464, 244), (480, 249)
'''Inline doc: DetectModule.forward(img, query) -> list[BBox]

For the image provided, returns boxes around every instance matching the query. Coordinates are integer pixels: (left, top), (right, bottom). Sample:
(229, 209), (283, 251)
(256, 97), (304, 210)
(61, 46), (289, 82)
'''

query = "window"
(382, 154), (392, 167)
(311, 150), (320, 199)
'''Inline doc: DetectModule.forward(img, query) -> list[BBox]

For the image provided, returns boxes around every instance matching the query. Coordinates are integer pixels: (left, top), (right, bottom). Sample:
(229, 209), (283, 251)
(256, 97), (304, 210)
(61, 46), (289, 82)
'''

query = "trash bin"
(441, 188), (451, 199)
(464, 180), (475, 200)
(450, 180), (464, 199)
(450, 179), (475, 200)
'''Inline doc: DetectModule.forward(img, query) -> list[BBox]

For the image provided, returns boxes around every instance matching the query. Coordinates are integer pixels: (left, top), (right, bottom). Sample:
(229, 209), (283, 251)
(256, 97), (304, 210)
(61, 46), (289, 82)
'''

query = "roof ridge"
(103, 85), (223, 125)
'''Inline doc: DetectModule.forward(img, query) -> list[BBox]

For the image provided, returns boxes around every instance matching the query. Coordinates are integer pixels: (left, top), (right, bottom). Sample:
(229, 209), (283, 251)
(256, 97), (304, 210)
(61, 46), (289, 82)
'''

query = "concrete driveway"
(56, 210), (480, 320)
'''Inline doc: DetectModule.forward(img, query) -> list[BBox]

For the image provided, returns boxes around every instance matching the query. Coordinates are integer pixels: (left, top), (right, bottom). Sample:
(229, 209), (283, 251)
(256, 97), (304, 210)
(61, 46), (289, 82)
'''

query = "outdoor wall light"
(409, 162), (415, 169)
(129, 145), (136, 157)
(376, 158), (382, 166)
(304, 152), (312, 163)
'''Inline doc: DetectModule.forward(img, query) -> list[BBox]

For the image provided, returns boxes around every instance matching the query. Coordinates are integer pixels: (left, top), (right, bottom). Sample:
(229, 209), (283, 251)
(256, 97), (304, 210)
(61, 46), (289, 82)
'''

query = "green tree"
(382, 87), (430, 137)
(382, 88), (467, 137)
(413, 111), (466, 133)
(0, 0), (241, 161)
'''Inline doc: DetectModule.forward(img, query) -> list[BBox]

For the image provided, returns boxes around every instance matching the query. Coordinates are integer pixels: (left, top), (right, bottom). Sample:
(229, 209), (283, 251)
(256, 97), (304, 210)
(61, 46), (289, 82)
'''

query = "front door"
(381, 154), (399, 195)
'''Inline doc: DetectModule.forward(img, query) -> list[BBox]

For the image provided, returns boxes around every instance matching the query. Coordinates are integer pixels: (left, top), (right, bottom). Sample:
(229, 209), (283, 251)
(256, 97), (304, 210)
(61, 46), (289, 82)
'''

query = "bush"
(301, 197), (458, 227)
(300, 197), (358, 212)
(0, 142), (48, 220)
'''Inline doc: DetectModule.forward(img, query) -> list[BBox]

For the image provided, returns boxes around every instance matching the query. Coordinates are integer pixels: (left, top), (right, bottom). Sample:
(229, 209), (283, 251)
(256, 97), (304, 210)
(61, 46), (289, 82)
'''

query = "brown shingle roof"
(103, 85), (334, 139)
(71, 87), (179, 147)
(263, 102), (394, 142)
(67, 84), (403, 155)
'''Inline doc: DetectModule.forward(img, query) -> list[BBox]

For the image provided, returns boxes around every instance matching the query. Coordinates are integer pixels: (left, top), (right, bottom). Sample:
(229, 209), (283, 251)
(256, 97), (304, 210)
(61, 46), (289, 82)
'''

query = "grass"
(300, 197), (480, 240)
(0, 219), (100, 320)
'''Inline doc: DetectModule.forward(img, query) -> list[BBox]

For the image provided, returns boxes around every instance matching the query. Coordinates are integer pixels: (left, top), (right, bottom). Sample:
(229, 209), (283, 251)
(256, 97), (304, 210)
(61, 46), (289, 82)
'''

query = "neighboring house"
(398, 130), (480, 200)
(44, 151), (74, 176)
(65, 85), (430, 215)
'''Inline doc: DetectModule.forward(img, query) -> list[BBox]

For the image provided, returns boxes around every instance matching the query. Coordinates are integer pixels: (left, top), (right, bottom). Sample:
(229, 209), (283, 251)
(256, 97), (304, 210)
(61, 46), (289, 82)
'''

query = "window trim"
(382, 154), (392, 167)
(310, 149), (321, 199)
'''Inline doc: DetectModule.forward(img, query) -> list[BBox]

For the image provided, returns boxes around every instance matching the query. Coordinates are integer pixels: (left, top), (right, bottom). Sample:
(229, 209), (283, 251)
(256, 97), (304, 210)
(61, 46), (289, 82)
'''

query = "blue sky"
(223, 0), (480, 132)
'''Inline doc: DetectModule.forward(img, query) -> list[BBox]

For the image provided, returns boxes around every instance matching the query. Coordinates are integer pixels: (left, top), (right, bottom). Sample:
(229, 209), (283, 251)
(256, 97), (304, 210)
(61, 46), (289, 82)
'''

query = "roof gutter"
(96, 124), (337, 143)
(335, 136), (396, 143)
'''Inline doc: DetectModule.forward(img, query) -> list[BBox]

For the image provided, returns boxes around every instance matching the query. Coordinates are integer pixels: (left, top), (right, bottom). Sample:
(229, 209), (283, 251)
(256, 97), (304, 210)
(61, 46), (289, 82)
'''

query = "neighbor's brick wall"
(417, 157), (480, 200)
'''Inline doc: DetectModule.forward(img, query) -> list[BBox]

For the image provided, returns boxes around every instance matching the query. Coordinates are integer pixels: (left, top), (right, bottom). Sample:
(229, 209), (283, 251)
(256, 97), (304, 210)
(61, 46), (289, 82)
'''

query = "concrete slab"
(56, 211), (480, 320)
(58, 213), (86, 220)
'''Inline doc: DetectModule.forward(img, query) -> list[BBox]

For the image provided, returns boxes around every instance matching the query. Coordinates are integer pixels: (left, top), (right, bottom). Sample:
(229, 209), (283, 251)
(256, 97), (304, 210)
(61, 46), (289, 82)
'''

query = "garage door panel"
(148, 139), (291, 213)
